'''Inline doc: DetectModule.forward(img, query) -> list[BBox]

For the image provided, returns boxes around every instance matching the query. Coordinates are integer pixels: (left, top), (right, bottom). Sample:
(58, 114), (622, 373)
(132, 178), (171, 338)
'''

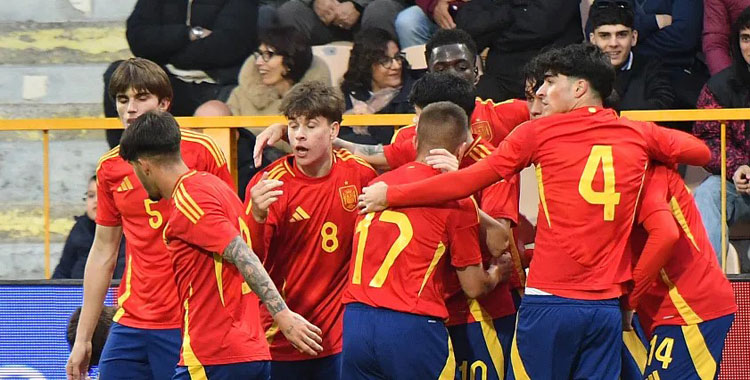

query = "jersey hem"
(645, 307), (738, 329)
(270, 347), (342, 361)
(116, 318), (182, 330)
(178, 353), (272, 366)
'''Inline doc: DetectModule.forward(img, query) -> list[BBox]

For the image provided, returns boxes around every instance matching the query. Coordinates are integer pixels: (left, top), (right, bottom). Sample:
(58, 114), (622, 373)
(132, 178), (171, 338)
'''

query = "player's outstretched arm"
(455, 261), (503, 299)
(334, 138), (390, 171)
(223, 236), (323, 356)
(67, 225), (122, 380)
(253, 123), (287, 167)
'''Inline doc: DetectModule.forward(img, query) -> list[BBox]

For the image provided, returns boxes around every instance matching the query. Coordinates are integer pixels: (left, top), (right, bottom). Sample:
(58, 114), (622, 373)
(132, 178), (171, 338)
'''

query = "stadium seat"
(402, 44), (427, 70)
(312, 42), (353, 87)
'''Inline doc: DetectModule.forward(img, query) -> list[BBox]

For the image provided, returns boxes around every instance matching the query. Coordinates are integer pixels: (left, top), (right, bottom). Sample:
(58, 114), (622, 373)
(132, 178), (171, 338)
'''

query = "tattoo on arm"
(223, 236), (287, 315)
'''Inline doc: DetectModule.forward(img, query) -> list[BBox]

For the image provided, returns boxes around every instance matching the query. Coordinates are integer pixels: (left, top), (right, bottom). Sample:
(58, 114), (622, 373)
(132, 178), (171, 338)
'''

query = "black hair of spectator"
(107, 58), (173, 103)
(342, 28), (404, 93)
(281, 81), (345, 124)
(730, 7), (750, 89)
(67, 306), (117, 365)
(589, 2), (634, 31)
(90, 175), (96, 183)
(119, 111), (182, 163)
(530, 43), (616, 100)
(259, 25), (313, 83)
(416, 101), (470, 155)
(408, 72), (477, 116)
(425, 29), (478, 64)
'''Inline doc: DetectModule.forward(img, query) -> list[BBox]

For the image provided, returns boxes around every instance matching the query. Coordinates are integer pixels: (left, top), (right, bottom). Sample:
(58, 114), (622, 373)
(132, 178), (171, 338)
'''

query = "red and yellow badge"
(339, 184), (359, 212)
(471, 120), (493, 142)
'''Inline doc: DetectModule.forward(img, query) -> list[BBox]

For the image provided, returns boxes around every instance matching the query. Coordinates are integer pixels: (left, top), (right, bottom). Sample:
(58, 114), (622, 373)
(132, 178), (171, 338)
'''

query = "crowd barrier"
(0, 278), (747, 379)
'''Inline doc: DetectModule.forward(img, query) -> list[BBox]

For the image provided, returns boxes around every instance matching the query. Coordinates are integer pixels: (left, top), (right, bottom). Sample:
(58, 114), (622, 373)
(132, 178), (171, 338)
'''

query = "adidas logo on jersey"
(289, 206), (310, 223)
(117, 177), (134, 192)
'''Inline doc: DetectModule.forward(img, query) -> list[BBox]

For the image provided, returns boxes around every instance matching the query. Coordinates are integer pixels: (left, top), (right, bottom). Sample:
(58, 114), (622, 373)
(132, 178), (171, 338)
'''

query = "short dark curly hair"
(408, 72), (477, 116)
(341, 28), (404, 93)
(529, 43), (615, 100)
(425, 29), (478, 64)
(259, 25), (313, 83)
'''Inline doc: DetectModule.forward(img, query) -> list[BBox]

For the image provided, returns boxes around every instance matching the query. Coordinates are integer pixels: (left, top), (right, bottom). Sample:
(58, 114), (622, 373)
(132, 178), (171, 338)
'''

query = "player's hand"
(432, 0), (456, 29)
(655, 14), (672, 29)
(732, 165), (750, 194)
(358, 181), (389, 214)
(254, 123), (287, 168)
(250, 172), (284, 223)
(66, 340), (92, 380)
(274, 309), (324, 356)
(621, 309), (634, 331)
(489, 253), (512, 284)
(425, 148), (460, 172)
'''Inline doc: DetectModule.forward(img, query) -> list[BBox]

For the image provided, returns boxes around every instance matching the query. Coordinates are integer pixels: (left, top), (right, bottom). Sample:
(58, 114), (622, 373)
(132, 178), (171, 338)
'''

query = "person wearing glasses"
(194, 25), (331, 197)
(52, 176), (126, 279)
(339, 28), (415, 145)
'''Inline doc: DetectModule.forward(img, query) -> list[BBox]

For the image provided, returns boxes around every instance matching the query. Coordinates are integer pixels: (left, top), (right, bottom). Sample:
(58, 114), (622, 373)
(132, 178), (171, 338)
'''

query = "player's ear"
(330, 120), (340, 141)
(631, 30), (638, 47)
(455, 141), (468, 160)
(574, 79), (588, 99)
(158, 98), (171, 112)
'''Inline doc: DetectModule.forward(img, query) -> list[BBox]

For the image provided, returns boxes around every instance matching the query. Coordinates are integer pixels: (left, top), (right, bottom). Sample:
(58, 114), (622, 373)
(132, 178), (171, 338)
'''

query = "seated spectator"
(277, 0), (407, 45)
(195, 26), (330, 197)
(52, 176), (125, 279)
(103, 0), (257, 147)
(633, 0), (707, 109)
(588, 0), (675, 111)
(394, 0), (459, 48)
(66, 306), (117, 367)
(339, 28), (415, 145)
(703, 0), (750, 75)
(693, 7), (750, 266)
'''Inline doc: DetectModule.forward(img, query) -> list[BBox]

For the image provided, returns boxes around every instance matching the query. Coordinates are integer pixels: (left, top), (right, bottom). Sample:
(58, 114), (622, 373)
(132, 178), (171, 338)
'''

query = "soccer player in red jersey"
(358, 44), (712, 379)
(244, 82), (378, 380)
(341, 102), (503, 380)
(622, 164), (737, 379)
(67, 58), (234, 380)
(117, 111), (323, 379)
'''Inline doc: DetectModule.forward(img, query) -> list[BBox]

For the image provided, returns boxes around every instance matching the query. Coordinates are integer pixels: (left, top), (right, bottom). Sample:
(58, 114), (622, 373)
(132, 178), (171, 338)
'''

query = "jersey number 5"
(143, 199), (163, 229)
(352, 211), (413, 287)
(578, 145), (621, 221)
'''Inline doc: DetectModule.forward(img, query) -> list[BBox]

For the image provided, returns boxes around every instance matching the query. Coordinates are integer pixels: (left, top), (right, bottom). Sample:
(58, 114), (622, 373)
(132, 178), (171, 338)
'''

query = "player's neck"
(161, 162), (191, 200)
(569, 95), (603, 110)
(296, 152), (333, 178)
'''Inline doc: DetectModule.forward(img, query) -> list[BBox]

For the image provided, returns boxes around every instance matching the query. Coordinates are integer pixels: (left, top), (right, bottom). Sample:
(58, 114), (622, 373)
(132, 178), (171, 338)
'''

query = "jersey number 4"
(352, 211), (413, 287)
(578, 145), (621, 221)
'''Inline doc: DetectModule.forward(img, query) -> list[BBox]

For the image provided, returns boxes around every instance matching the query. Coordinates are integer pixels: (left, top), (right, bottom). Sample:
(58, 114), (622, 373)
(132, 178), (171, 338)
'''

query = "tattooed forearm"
(223, 236), (287, 315)
(353, 143), (384, 157)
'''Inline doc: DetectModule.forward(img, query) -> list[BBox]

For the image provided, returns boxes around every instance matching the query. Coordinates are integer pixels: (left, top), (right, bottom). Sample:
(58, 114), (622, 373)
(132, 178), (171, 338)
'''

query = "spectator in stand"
(456, 0), (583, 101)
(589, 0), (675, 111)
(277, 0), (407, 45)
(394, 0), (460, 48)
(633, 0), (706, 109)
(194, 25), (331, 197)
(52, 176), (125, 279)
(103, 0), (257, 147)
(339, 28), (415, 145)
(693, 7), (750, 266)
(703, 0), (750, 75)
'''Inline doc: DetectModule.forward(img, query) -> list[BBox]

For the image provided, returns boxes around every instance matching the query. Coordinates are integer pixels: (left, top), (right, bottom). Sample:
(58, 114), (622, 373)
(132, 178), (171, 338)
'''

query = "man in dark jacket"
(589, 1), (674, 111)
(456, 0), (584, 101)
(103, 0), (257, 147)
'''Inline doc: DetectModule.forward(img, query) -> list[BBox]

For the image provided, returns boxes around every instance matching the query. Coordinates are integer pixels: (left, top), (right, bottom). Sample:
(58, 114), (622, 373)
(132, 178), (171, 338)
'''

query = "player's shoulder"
(475, 97), (524, 108)
(96, 146), (123, 174)
(390, 124), (416, 144)
(179, 129), (227, 167)
(334, 149), (377, 174)
(261, 155), (296, 182)
(465, 137), (494, 162)
(171, 171), (214, 225)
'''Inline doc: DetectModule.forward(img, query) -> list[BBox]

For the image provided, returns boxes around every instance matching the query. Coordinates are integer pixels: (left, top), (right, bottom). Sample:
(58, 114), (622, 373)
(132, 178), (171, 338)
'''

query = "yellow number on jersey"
(647, 335), (674, 370)
(578, 145), (621, 221)
(321, 222), (339, 253)
(238, 217), (252, 246)
(352, 211), (413, 287)
(143, 199), (163, 229)
(459, 360), (488, 380)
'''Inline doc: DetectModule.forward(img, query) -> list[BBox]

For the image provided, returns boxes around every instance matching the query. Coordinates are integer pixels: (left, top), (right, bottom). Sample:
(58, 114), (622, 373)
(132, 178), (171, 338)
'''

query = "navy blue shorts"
(507, 295), (621, 380)
(448, 315), (515, 380)
(342, 303), (457, 380)
(173, 361), (270, 380)
(98, 322), (181, 380)
(621, 314), (650, 380)
(642, 314), (734, 380)
(270, 354), (341, 380)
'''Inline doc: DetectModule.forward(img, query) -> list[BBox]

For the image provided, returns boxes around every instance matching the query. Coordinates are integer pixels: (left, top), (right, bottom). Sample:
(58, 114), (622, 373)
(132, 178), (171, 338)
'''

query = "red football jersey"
(96, 129), (233, 329)
(482, 107), (700, 299)
(164, 171), (269, 366)
(342, 163), (483, 319)
(631, 165), (737, 335)
(244, 150), (377, 361)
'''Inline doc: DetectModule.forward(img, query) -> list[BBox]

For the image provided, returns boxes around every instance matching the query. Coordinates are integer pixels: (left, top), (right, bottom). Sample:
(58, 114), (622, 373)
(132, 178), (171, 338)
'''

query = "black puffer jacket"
(52, 216), (126, 279)
(126, 0), (258, 84)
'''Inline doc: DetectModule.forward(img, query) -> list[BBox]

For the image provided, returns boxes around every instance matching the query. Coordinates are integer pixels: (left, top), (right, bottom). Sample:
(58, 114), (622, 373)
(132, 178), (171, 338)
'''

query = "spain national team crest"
(339, 185), (359, 212)
(471, 121), (493, 142)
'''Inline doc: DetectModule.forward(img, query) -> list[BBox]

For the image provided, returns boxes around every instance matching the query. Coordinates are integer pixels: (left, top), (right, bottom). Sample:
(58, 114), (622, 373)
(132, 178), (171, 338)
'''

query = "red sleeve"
(493, 100), (530, 132)
(448, 198), (484, 268)
(383, 139), (416, 170)
(644, 122), (711, 167)
(171, 188), (240, 254)
(387, 123), (535, 208)
(95, 165), (121, 226)
(478, 175), (520, 224)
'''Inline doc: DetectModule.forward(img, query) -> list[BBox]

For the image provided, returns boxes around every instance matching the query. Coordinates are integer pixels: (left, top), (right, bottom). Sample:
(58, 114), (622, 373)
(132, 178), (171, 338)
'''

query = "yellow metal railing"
(0, 109), (745, 277)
